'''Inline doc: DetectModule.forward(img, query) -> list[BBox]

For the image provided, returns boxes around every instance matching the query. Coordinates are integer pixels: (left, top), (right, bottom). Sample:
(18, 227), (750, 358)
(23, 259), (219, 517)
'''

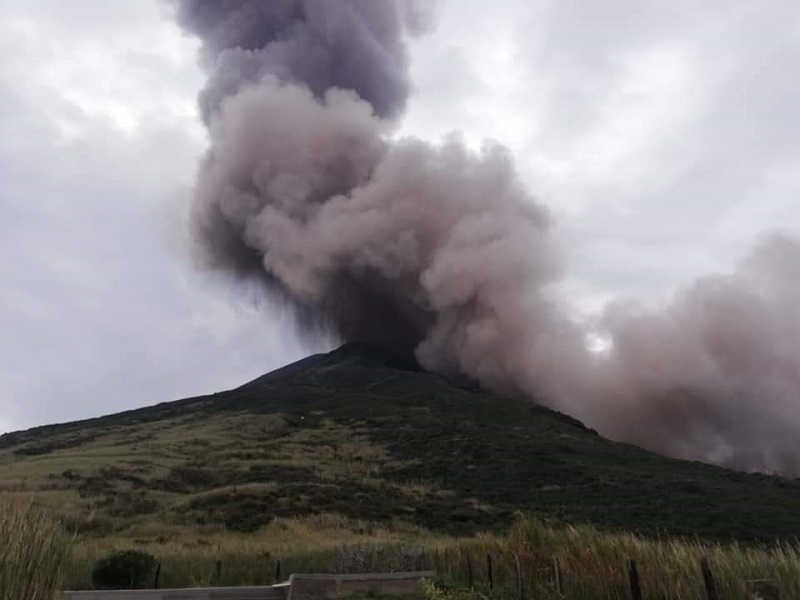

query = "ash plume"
(177, 0), (428, 122)
(586, 235), (800, 475)
(178, 0), (800, 476)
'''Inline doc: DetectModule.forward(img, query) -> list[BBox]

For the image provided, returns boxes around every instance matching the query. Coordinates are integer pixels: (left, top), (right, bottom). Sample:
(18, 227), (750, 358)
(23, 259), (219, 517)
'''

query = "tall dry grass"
(409, 519), (800, 600)
(0, 498), (72, 600)
(61, 514), (800, 598)
(457, 518), (800, 599)
(65, 513), (451, 589)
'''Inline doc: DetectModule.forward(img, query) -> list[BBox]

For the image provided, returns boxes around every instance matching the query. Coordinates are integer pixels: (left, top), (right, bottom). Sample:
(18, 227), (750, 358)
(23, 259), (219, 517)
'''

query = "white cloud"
(0, 0), (316, 432)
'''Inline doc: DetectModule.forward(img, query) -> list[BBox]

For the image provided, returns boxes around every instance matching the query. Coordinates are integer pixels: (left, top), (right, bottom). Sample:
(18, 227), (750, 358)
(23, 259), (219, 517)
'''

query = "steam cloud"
(178, 0), (800, 476)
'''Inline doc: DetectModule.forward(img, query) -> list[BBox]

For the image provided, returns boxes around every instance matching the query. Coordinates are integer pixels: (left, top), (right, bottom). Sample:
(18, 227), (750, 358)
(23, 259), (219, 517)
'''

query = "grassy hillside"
(1, 343), (799, 546)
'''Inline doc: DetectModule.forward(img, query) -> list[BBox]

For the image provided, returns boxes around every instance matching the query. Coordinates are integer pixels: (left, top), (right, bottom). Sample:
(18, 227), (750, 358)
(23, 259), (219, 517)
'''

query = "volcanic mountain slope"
(1, 344), (799, 542)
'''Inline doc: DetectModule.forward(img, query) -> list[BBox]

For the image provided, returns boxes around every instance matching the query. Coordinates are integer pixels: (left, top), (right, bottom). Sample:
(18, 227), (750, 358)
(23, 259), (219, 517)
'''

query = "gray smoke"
(178, 0), (800, 476)
(177, 0), (428, 122)
(585, 234), (800, 475)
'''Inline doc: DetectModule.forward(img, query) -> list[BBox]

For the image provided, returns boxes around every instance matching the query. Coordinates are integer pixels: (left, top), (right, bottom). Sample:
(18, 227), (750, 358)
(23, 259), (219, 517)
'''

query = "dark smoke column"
(178, 0), (434, 350)
(178, 0), (422, 122)
(177, 0), (570, 378)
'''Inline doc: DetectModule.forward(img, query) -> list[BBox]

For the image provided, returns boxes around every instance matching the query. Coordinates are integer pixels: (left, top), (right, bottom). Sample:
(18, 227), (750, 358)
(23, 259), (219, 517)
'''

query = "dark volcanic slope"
(1, 344), (799, 541)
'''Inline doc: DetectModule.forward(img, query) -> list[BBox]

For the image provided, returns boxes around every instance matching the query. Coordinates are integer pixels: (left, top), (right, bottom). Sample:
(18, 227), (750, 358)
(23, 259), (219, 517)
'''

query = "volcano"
(2, 344), (800, 542)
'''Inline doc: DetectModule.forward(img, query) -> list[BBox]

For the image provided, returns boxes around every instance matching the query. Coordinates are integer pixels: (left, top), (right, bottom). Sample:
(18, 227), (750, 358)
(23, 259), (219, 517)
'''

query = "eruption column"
(179, 0), (800, 476)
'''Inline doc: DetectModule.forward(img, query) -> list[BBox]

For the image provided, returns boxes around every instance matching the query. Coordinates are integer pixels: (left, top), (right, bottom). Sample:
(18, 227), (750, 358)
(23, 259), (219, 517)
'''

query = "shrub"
(0, 498), (72, 600)
(224, 512), (272, 533)
(91, 550), (157, 590)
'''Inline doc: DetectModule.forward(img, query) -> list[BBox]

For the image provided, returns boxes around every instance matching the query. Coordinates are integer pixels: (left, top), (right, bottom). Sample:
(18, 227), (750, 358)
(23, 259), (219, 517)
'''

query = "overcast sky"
(2, 0), (799, 432)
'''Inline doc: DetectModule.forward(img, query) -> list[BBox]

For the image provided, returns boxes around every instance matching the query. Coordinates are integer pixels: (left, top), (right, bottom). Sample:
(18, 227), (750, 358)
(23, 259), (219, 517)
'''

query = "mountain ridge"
(1, 343), (799, 543)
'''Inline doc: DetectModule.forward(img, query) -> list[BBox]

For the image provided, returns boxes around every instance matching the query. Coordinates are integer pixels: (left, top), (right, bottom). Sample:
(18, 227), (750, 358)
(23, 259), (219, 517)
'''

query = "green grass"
(0, 498), (72, 600)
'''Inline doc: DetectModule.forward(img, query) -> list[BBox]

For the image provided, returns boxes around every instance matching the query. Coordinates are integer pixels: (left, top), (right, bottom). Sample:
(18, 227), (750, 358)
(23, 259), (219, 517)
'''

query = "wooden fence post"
(487, 554), (494, 590)
(215, 559), (222, 586)
(553, 557), (564, 596)
(275, 559), (282, 583)
(700, 557), (718, 600)
(628, 559), (642, 600)
(152, 562), (161, 589)
(514, 553), (525, 600)
(466, 554), (473, 589)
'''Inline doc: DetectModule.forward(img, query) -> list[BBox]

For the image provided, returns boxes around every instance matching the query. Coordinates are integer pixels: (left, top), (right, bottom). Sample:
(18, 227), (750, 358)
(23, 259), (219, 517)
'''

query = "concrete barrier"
(62, 570), (433, 600)
(62, 583), (289, 600)
(287, 571), (434, 600)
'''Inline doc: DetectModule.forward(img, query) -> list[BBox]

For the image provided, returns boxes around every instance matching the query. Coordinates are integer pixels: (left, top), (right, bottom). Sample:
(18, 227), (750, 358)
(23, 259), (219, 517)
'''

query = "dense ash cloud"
(177, 0), (428, 122)
(190, 78), (565, 362)
(179, 0), (442, 350)
(179, 0), (800, 476)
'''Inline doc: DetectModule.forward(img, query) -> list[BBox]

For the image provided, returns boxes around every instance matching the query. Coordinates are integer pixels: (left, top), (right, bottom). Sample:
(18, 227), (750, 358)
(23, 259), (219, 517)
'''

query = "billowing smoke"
(177, 0), (800, 476)
(586, 235), (800, 475)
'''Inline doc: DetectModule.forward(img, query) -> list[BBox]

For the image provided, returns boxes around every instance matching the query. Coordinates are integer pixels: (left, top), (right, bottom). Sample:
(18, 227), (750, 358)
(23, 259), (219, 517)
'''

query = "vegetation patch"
(91, 550), (157, 590)
(0, 498), (71, 600)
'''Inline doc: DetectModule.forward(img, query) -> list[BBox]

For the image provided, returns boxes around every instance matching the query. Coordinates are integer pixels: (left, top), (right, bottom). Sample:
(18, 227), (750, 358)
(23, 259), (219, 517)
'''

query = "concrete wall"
(287, 571), (434, 600)
(62, 584), (288, 600)
(62, 571), (433, 600)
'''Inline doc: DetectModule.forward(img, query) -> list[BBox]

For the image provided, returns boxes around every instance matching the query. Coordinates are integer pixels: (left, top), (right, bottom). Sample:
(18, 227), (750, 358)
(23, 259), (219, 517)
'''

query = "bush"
(224, 511), (272, 533)
(0, 498), (72, 600)
(91, 550), (157, 590)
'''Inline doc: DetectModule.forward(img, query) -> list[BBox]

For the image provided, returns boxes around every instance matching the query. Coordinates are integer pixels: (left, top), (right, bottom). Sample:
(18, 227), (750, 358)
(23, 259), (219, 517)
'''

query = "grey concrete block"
(287, 571), (434, 600)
